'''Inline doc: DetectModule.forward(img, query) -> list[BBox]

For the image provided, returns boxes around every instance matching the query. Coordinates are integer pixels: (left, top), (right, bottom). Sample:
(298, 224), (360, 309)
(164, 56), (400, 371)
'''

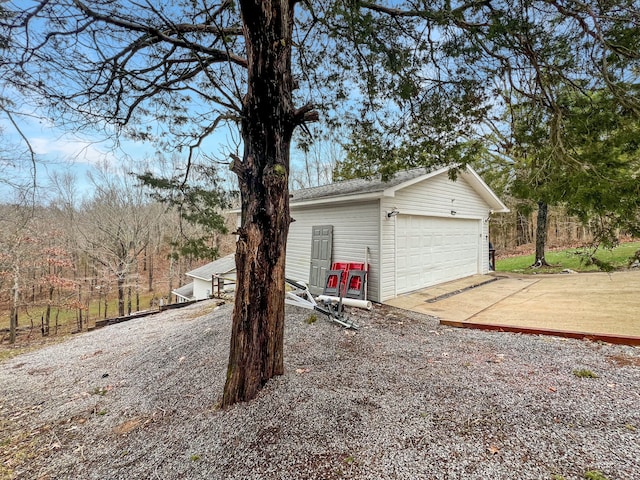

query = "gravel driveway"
(1, 300), (639, 480)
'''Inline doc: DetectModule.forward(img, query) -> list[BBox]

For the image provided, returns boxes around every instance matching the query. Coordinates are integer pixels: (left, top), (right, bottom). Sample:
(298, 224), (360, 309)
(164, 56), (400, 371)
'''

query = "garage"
(395, 215), (480, 294)
(284, 165), (508, 302)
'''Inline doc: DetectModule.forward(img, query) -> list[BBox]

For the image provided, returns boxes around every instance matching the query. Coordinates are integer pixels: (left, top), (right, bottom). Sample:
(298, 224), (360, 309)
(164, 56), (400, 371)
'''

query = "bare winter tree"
(290, 129), (343, 189)
(76, 167), (158, 317)
(0, 204), (46, 343)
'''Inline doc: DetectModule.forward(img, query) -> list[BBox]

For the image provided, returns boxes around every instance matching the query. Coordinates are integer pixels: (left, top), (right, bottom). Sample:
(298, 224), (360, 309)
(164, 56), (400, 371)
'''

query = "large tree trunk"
(533, 201), (550, 267)
(222, 0), (297, 407)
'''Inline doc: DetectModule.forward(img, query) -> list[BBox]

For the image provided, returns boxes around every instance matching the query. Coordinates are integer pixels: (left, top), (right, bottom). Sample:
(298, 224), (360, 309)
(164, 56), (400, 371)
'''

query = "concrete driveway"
(385, 271), (640, 344)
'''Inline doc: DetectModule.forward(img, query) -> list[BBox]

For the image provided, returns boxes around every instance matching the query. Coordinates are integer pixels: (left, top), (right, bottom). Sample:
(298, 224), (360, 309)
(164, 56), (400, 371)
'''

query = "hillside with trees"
(0, 168), (236, 346)
(2, 0), (639, 405)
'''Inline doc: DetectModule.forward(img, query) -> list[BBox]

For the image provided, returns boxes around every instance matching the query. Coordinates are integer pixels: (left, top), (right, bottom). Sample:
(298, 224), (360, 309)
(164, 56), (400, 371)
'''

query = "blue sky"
(1, 110), (143, 200)
(0, 104), (243, 203)
(1, 100), (338, 204)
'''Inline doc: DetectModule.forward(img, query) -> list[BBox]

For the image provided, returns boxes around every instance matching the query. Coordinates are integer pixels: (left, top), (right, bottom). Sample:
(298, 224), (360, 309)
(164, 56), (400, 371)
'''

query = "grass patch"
(0, 346), (33, 363)
(584, 470), (609, 480)
(573, 368), (598, 379)
(343, 455), (355, 465)
(92, 386), (109, 396)
(496, 241), (640, 274)
(0, 292), (158, 332)
(0, 421), (44, 480)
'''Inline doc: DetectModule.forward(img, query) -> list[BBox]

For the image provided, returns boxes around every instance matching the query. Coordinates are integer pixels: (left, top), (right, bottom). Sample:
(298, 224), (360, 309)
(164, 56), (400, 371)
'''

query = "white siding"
(391, 173), (491, 217)
(287, 201), (381, 302)
(380, 205), (396, 301)
(193, 277), (212, 300)
(380, 172), (492, 301)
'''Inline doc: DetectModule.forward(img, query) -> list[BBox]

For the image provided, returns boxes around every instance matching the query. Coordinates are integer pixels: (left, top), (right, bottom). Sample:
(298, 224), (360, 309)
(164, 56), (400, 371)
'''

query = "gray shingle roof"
(187, 253), (236, 280)
(290, 167), (433, 203)
(172, 282), (194, 300)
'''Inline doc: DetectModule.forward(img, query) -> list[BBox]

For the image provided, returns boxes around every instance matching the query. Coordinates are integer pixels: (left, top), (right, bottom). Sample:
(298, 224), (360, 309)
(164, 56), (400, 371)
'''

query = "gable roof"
(291, 167), (432, 203)
(186, 253), (236, 281)
(172, 282), (194, 301)
(291, 165), (509, 213)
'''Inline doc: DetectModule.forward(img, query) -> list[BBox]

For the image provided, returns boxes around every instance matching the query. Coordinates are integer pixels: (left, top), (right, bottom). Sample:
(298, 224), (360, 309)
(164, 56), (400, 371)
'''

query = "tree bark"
(222, 0), (297, 407)
(147, 252), (154, 292)
(44, 285), (54, 336)
(10, 268), (19, 344)
(117, 275), (125, 317)
(533, 201), (550, 267)
(127, 285), (132, 315)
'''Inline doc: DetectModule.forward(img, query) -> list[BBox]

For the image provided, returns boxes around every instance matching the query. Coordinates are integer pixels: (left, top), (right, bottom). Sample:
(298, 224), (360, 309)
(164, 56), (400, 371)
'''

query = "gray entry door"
(309, 225), (333, 295)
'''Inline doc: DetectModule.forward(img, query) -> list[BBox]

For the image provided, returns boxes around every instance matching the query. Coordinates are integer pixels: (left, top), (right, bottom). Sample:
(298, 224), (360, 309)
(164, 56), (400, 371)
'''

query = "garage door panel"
(396, 215), (480, 294)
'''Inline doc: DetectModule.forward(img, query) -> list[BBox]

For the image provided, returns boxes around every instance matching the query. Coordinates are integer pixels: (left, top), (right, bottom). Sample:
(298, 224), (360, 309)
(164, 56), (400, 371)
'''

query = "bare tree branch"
(72, 0), (248, 67)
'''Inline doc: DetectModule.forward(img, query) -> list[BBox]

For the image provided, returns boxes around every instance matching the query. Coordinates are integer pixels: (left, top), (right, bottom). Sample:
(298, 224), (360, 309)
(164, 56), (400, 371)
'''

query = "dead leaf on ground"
(113, 418), (143, 436)
(487, 444), (500, 455)
(548, 386), (557, 392)
(80, 350), (103, 360)
(295, 368), (310, 374)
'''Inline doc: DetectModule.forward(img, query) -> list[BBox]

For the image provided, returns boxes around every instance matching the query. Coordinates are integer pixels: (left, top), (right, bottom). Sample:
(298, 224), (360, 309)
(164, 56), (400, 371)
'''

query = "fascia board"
(290, 191), (383, 208)
(187, 274), (210, 281)
(230, 191), (383, 212)
(187, 269), (235, 281)
(172, 292), (193, 301)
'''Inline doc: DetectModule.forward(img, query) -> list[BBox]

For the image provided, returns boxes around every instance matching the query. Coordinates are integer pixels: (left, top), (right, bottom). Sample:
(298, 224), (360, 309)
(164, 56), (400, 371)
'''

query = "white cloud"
(30, 134), (115, 166)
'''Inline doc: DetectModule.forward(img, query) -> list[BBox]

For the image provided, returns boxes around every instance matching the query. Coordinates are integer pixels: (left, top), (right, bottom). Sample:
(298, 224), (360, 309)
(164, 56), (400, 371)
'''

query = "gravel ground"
(1, 300), (639, 480)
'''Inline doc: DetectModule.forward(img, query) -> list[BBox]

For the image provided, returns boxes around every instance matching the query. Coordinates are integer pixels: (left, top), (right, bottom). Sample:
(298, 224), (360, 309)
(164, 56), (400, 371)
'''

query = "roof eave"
(188, 269), (236, 281)
(291, 191), (383, 208)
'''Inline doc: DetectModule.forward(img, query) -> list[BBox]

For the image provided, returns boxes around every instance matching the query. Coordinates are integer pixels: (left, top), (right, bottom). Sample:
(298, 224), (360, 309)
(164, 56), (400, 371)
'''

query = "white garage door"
(396, 215), (480, 294)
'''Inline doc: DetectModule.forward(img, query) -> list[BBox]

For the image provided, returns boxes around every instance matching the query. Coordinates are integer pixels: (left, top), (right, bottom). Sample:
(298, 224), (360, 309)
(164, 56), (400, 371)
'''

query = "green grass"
(495, 241), (640, 274)
(0, 292), (158, 332)
(573, 368), (598, 379)
(584, 471), (609, 480)
(0, 345), (33, 362)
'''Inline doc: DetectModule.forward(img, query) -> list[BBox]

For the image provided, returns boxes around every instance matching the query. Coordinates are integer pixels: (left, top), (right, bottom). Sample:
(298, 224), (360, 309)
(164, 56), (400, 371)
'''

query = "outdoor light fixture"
(387, 207), (399, 218)
(450, 210), (457, 216)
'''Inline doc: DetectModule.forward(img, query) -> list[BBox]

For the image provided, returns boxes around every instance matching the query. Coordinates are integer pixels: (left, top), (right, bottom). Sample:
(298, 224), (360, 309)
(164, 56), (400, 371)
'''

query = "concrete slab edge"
(425, 276), (505, 303)
(439, 319), (640, 347)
